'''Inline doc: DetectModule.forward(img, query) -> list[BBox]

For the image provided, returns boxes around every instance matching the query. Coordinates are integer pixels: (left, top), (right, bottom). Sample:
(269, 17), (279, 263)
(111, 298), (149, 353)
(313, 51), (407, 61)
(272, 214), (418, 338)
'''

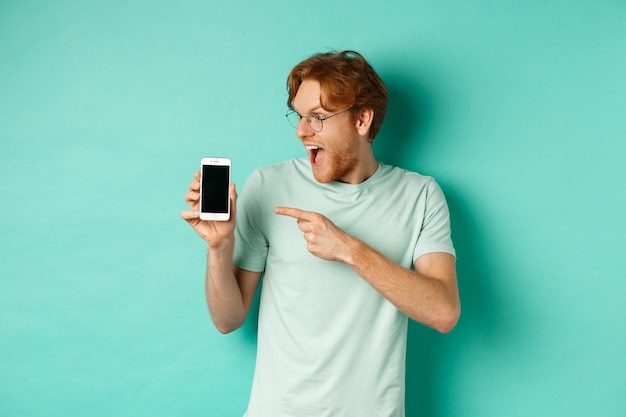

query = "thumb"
(229, 183), (238, 218)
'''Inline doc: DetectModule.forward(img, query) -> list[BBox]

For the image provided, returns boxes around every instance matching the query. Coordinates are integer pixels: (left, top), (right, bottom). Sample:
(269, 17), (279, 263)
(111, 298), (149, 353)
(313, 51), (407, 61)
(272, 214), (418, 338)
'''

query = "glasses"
(285, 108), (351, 132)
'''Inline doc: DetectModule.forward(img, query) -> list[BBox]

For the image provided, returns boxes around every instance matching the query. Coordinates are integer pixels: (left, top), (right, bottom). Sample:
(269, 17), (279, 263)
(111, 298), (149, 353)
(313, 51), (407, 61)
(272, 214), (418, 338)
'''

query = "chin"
(312, 166), (336, 184)
(312, 172), (334, 184)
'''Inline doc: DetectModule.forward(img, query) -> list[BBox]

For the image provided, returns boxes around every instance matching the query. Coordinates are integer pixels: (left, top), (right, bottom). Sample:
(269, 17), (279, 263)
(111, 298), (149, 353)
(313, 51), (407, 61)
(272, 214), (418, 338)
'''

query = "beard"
(310, 138), (361, 184)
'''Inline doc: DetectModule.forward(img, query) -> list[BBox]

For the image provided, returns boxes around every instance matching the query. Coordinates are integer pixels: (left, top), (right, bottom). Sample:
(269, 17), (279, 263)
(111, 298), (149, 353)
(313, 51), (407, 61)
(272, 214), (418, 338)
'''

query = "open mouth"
(306, 145), (325, 166)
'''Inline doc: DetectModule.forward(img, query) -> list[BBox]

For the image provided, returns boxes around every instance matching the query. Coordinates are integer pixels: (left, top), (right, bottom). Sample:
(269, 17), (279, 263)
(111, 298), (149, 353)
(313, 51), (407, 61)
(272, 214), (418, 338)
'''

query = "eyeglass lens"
(286, 111), (323, 132)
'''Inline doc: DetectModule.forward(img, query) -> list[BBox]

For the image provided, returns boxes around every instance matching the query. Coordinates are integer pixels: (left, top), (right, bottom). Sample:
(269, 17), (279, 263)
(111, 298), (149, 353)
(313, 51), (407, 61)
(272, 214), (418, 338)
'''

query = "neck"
(338, 152), (379, 184)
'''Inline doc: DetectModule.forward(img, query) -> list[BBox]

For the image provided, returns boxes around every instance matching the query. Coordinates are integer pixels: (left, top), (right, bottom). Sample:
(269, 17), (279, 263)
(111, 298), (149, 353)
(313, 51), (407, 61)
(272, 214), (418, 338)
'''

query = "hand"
(181, 171), (237, 248)
(275, 206), (353, 262)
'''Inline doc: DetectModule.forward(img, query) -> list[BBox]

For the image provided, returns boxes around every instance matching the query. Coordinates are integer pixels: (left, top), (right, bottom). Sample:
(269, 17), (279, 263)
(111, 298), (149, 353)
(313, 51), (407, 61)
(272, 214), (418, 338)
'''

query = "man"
(182, 50), (460, 417)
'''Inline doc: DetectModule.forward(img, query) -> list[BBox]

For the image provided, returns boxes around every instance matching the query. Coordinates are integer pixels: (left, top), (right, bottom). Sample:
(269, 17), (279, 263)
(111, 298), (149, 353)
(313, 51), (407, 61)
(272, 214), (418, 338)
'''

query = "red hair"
(287, 50), (388, 141)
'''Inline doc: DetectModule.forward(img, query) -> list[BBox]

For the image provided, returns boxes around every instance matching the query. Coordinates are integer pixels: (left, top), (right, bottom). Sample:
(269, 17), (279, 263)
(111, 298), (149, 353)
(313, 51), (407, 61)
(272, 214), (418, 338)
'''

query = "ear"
(355, 107), (374, 137)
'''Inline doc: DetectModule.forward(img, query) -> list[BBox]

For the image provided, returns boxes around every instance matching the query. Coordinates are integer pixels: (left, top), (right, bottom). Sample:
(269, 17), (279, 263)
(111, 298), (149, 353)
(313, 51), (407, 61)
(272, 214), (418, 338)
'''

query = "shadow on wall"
(374, 71), (431, 166)
(405, 190), (500, 417)
(378, 73), (500, 417)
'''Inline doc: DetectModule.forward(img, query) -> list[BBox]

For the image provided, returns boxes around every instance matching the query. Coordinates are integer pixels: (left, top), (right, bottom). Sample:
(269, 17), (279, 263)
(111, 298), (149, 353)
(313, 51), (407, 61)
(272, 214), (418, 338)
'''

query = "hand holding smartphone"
(199, 157), (231, 221)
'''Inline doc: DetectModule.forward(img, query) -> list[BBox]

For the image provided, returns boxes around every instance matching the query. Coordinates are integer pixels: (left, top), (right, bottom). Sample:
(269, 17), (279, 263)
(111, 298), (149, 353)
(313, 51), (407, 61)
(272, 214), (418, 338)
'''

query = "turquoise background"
(1, 1), (625, 416)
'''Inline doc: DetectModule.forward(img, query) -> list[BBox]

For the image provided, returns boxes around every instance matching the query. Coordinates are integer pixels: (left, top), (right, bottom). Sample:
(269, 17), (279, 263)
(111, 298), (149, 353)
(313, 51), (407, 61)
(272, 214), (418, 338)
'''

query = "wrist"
(207, 234), (235, 252)
(341, 235), (366, 267)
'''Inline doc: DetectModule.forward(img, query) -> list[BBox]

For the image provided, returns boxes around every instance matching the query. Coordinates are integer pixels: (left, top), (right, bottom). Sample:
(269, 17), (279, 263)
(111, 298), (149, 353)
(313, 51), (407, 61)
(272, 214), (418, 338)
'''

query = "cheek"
(325, 128), (357, 152)
(333, 135), (360, 159)
(326, 139), (359, 174)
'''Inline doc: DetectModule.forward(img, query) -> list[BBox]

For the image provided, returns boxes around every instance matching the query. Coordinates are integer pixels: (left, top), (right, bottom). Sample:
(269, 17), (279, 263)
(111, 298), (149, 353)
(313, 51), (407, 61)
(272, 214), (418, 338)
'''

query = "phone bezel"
(199, 157), (231, 221)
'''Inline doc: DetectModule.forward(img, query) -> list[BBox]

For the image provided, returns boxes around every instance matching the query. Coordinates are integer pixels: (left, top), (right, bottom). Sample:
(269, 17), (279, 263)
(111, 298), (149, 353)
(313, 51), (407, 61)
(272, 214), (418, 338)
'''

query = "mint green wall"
(1, 1), (624, 416)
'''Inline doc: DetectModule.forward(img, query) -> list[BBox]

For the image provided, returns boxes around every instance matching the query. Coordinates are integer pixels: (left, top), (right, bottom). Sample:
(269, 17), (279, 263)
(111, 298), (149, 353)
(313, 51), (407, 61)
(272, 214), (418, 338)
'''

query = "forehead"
(293, 79), (323, 113)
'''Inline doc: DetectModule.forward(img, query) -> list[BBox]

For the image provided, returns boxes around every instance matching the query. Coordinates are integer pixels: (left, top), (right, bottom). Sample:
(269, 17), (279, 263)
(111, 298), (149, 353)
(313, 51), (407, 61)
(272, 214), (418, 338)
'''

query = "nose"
(296, 116), (314, 139)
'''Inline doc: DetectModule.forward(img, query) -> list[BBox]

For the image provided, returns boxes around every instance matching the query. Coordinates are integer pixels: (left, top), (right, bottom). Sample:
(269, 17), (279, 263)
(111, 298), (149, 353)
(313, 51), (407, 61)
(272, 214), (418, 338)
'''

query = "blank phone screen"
(201, 165), (229, 213)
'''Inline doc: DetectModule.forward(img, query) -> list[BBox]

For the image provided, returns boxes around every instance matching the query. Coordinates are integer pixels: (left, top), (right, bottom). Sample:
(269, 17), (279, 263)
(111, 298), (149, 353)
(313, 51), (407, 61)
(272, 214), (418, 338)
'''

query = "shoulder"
(376, 163), (440, 190)
(374, 164), (448, 209)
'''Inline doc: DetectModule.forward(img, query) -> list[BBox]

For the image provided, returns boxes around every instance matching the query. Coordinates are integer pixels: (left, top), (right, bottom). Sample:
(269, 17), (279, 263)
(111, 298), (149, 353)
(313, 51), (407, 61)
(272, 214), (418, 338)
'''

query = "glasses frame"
(285, 108), (352, 132)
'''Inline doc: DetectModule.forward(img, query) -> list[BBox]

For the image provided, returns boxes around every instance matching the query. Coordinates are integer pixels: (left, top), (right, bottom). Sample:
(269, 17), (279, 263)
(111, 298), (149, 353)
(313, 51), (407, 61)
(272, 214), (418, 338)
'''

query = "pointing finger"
(275, 206), (316, 221)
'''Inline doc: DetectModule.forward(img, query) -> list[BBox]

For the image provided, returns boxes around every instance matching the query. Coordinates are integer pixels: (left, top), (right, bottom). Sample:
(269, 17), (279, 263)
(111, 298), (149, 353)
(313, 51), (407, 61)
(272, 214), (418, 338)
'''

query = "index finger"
(189, 172), (200, 191)
(274, 206), (316, 221)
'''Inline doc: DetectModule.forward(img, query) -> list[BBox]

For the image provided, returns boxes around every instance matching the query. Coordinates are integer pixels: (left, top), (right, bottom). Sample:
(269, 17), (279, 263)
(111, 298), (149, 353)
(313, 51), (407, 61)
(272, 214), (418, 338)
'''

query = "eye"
(313, 113), (324, 122)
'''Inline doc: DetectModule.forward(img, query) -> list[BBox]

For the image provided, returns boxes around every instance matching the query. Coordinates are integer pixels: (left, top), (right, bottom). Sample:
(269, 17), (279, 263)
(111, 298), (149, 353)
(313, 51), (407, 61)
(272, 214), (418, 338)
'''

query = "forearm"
(273, 205), (460, 332)
(205, 238), (247, 333)
(343, 238), (460, 333)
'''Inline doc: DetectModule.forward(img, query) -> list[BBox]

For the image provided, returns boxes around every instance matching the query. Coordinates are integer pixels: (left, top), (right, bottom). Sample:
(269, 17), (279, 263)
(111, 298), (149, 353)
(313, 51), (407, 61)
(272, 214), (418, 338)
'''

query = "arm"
(274, 207), (460, 333)
(181, 172), (262, 334)
(205, 242), (262, 334)
(345, 241), (459, 333)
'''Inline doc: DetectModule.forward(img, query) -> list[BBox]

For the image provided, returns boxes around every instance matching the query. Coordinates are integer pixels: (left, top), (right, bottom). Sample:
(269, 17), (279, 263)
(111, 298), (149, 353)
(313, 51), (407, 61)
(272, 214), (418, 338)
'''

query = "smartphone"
(199, 157), (231, 221)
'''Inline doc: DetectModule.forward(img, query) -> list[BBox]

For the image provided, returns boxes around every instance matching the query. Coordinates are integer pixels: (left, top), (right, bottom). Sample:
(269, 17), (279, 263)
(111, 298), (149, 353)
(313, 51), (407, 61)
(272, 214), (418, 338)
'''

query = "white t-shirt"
(234, 158), (455, 417)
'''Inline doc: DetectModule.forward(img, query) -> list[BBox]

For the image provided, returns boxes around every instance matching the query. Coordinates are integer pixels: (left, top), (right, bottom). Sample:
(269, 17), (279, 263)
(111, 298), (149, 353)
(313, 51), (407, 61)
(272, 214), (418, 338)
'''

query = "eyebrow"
(292, 105), (328, 116)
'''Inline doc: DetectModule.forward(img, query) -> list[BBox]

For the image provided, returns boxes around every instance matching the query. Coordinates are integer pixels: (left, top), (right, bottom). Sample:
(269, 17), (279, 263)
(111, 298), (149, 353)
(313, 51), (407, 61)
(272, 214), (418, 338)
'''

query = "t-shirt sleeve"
(234, 170), (269, 272)
(412, 178), (456, 262)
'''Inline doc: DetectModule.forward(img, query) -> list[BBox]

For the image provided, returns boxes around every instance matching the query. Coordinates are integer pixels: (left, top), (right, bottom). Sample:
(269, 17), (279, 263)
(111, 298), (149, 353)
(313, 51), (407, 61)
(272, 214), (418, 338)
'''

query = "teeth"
(305, 145), (320, 150)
